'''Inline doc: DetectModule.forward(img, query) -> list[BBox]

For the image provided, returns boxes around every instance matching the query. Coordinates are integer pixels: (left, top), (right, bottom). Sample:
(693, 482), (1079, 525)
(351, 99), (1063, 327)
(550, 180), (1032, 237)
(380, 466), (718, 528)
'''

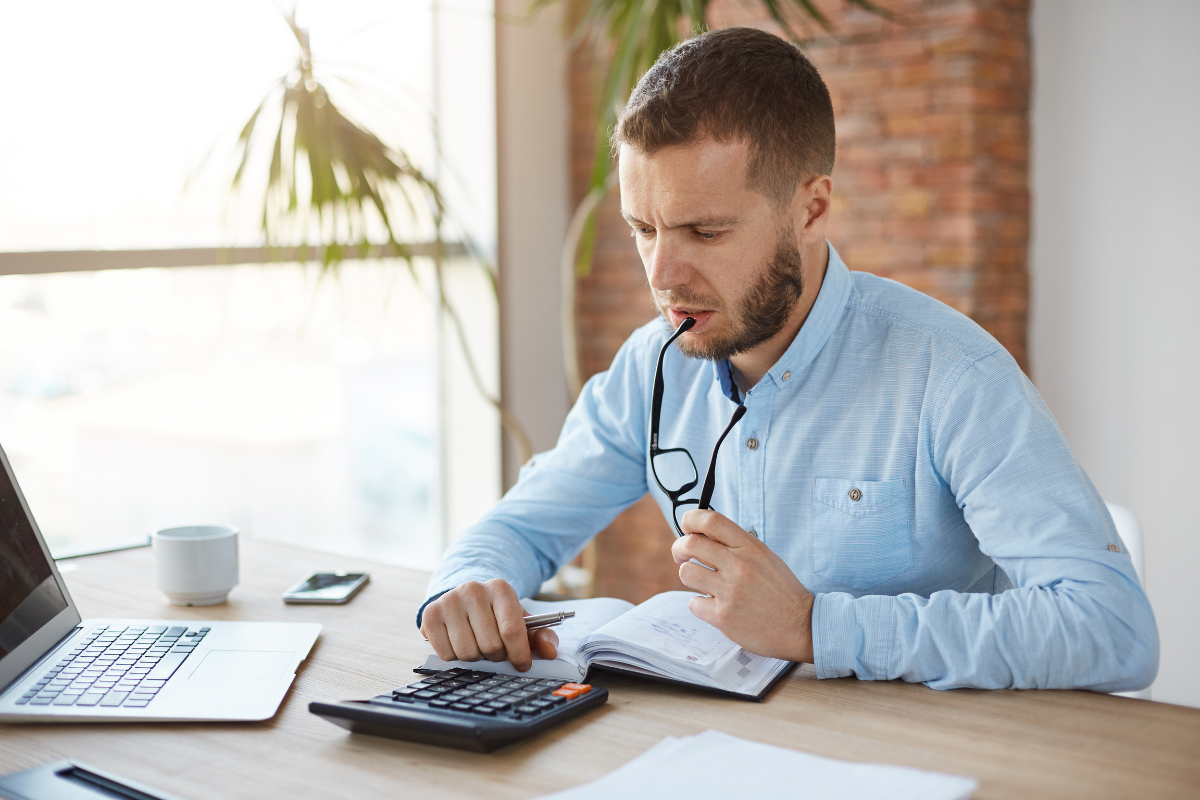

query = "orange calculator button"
(552, 683), (592, 699)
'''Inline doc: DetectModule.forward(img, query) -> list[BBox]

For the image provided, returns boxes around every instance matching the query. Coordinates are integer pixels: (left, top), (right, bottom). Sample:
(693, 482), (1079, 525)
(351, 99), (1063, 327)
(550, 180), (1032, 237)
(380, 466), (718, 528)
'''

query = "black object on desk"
(0, 760), (184, 800)
(310, 668), (608, 752)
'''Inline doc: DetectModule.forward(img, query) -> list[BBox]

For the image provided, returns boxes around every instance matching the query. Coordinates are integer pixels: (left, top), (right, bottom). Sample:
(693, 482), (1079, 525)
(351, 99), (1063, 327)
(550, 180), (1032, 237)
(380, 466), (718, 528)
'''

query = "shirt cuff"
(812, 592), (897, 681)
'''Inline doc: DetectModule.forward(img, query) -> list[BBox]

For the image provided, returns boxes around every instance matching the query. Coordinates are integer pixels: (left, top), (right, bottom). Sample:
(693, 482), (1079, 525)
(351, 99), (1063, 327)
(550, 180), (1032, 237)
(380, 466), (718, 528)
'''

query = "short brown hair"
(614, 27), (836, 206)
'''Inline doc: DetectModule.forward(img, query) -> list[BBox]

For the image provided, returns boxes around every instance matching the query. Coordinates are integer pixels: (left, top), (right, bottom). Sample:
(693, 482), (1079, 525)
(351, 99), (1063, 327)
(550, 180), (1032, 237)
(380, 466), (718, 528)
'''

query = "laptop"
(0, 442), (321, 722)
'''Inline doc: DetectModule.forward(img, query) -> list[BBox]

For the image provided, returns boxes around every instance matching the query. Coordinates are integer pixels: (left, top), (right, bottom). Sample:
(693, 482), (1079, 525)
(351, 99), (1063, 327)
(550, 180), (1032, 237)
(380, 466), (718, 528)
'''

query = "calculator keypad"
(389, 669), (591, 719)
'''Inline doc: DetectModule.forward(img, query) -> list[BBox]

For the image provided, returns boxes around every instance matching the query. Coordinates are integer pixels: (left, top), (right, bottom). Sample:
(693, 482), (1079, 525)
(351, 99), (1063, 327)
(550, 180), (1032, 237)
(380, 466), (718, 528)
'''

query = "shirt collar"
(712, 240), (853, 397)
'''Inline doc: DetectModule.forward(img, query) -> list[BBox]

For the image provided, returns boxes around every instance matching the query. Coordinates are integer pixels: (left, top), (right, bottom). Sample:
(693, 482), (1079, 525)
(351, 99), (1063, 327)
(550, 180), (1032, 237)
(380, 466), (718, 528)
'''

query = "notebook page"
(584, 591), (737, 667)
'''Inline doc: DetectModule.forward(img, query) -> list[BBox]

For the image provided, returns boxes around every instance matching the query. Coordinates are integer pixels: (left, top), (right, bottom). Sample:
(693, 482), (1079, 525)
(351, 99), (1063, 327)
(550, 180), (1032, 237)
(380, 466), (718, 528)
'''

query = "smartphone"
(282, 571), (370, 604)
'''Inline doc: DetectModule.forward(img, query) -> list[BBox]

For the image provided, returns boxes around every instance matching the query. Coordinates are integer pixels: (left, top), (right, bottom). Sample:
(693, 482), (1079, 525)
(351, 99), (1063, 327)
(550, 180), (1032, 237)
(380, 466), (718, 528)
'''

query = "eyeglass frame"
(649, 317), (748, 538)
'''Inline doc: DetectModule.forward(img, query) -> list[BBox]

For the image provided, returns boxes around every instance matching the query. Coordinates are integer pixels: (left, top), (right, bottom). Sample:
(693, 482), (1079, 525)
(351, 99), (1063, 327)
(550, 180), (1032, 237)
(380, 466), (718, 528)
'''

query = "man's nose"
(646, 234), (690, 292)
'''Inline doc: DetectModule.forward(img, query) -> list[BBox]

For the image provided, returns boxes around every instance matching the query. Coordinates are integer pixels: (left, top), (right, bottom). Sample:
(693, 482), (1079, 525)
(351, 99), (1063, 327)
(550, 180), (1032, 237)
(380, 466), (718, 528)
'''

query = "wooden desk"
(2, 540), (1198, 799)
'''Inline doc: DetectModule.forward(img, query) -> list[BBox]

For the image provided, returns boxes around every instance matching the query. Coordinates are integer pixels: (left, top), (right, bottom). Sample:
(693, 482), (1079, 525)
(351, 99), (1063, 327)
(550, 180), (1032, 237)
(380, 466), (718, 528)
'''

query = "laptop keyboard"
(15, 624), (209, 708)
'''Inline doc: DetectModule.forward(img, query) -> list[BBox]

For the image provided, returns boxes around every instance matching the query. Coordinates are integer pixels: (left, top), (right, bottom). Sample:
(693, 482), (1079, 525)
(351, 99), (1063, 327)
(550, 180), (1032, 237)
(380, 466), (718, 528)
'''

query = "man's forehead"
(618, 139), (760, 221)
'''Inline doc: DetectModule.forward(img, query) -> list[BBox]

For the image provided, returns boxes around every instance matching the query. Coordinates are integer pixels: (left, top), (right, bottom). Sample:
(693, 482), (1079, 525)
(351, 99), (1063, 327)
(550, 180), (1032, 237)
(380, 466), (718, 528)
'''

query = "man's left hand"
(672, 509), (814, 663)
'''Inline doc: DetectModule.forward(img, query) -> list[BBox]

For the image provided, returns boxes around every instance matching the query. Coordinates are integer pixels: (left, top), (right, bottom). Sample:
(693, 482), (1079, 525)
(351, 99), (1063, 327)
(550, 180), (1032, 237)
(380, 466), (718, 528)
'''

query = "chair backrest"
(1105, 502), (1144, 584)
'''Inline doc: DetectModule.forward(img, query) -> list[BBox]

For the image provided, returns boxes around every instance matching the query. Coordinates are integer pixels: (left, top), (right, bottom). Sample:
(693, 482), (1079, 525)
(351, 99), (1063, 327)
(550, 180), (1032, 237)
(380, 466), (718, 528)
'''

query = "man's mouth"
(664, 307), (716, 331)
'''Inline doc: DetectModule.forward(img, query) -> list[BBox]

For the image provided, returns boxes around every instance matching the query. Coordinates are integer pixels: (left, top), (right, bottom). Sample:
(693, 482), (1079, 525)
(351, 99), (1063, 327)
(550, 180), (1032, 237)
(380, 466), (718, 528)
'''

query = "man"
(419, 27), (1158, 691)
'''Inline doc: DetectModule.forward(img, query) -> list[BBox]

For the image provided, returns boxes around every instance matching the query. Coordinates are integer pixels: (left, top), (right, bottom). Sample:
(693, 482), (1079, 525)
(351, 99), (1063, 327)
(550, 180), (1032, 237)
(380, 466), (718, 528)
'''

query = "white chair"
(1106, 502), (1150, 700)
(1106, 502), (1144, 583)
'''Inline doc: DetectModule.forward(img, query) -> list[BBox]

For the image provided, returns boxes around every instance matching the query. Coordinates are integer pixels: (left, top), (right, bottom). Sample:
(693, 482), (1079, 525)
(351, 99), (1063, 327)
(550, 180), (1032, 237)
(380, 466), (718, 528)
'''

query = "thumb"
(531, 627), (558, 660)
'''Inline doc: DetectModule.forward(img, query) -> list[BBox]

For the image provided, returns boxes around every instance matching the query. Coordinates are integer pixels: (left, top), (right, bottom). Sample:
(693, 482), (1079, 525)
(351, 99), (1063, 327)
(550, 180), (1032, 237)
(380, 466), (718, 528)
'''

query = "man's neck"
(729, 241), (829, 393)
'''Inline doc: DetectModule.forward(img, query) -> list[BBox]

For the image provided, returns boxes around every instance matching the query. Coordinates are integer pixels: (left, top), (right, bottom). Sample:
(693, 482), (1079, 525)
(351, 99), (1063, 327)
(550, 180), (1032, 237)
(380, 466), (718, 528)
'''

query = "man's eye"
(696, 230), (722, 241)
(631, 227), (655, 237)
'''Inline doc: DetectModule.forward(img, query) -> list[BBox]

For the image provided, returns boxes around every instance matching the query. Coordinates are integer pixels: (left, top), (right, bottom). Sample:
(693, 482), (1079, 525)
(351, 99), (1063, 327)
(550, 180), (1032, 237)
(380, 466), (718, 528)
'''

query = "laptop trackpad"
(189, 651), (294, 682)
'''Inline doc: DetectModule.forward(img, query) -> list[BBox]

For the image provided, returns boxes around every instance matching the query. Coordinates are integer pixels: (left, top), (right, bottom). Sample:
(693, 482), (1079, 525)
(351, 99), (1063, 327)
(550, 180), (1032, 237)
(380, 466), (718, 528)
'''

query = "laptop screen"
(0, 459), (68, 659)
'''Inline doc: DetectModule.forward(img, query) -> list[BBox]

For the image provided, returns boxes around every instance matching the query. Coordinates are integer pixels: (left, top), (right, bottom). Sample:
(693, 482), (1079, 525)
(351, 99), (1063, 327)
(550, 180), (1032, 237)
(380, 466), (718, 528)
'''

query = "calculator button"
(428, 699), (450, 708)
(394, 686), (423, 696)
(469, 706), (498, 716)
(414, 691), (439, 699)
(515, 704), (542, 715)
(449, 703), (473, 712)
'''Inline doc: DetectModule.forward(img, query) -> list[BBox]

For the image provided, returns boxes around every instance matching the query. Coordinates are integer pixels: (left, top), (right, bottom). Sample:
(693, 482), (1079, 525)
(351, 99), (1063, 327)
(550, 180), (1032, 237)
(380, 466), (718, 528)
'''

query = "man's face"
(619, 138), (804, 360)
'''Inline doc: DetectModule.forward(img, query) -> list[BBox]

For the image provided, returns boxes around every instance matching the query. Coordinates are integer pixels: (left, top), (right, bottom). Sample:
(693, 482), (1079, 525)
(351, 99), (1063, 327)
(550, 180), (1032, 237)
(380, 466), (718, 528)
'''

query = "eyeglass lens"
(651, 449), (698, 495)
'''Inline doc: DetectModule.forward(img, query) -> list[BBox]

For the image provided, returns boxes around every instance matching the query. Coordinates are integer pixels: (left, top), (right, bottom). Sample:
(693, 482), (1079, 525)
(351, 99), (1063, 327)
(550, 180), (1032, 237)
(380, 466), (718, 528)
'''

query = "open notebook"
(418, 591), (793, 701)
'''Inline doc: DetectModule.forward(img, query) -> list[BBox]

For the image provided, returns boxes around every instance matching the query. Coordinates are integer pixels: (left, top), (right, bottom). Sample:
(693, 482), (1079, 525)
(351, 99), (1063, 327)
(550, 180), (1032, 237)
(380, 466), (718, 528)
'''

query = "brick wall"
(571, 0), (1031, 602)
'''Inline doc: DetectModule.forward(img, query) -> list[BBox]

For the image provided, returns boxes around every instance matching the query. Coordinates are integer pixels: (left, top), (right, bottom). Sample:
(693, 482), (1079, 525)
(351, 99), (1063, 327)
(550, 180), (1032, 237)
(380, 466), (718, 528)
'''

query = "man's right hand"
(419, 578), (559, 672)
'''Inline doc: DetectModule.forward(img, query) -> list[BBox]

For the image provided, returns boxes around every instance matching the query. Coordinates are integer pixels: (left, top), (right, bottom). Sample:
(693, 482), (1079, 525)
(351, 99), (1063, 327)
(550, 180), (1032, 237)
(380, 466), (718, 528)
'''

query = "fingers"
(679, 558), (720, 595)
(421, 579), (537, 669)
(463, 586), (507, 662)
(445, 594), (484, 662)
(420, 602), (457, 663)
(672, 530), (726, 566)
(491, 587), (533, 671)
(688, 593), (718, 626)
(679, 508), (756, 547)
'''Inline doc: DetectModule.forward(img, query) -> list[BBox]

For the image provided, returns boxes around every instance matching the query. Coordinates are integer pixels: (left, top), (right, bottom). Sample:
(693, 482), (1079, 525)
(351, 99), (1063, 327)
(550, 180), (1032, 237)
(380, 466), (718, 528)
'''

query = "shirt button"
(1108, 544), (1120, 553)
(746, 438), (759, 450)
(782, 371), (792, 381)
(747, 529), (758, 539)
(848, 488), (862, 501)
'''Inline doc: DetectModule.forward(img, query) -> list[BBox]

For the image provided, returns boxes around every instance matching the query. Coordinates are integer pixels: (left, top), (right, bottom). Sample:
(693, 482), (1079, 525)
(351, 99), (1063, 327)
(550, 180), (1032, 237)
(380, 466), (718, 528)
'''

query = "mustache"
(652, 287), (724, 311)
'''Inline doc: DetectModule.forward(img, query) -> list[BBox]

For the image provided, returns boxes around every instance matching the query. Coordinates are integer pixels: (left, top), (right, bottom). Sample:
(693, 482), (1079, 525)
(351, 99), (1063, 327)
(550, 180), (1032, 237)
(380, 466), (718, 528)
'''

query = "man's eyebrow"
(619, 212), (744, 228)
(680, 216), (743, 228)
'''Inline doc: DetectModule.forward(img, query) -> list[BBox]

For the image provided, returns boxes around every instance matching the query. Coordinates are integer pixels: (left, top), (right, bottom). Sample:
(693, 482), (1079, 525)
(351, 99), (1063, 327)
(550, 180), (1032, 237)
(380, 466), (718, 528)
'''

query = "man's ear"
(794, 175), (833, 244)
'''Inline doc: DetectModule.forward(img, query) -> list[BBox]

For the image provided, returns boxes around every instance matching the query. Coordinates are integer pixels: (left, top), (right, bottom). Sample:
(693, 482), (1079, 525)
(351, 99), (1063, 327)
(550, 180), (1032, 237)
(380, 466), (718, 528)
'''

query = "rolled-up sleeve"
(812, 351), (1159, 692)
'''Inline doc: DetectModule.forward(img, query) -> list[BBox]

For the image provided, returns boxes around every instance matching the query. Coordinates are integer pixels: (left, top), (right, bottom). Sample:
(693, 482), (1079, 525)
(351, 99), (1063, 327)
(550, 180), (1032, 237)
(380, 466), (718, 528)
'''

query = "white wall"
(1031, 0), (1200, 708)
(495, 0), (571, 488)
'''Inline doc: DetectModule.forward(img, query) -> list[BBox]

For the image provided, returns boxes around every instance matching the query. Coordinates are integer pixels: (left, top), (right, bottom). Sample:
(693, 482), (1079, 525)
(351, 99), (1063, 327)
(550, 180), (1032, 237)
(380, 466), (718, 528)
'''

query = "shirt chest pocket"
(811, 477), (913, 591)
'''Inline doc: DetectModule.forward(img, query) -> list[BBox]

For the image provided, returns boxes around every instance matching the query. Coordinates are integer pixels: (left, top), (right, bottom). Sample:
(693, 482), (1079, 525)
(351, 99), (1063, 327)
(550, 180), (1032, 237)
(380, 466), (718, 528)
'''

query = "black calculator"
(309, 668), (608, 752)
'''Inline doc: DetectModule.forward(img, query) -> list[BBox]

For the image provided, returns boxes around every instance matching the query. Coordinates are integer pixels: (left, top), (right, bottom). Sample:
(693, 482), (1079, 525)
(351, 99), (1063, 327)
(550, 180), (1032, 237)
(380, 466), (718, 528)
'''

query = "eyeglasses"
(649, 317), (747, 538)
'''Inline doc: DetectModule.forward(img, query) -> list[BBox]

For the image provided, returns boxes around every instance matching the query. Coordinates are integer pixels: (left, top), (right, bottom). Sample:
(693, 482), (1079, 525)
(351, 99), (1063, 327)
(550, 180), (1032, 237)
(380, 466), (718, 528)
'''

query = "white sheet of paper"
(535, 730), (977, 800)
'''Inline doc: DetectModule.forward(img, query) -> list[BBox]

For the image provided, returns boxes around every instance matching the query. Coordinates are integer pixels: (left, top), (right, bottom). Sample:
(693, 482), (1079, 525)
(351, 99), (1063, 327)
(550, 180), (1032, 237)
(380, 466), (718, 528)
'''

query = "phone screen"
(285, 572), (368, 602)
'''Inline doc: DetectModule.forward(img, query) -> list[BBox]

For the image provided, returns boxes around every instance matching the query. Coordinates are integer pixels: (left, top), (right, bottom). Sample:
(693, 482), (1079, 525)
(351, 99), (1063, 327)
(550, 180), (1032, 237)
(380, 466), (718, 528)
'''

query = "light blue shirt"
(425, 244), (1158, 692)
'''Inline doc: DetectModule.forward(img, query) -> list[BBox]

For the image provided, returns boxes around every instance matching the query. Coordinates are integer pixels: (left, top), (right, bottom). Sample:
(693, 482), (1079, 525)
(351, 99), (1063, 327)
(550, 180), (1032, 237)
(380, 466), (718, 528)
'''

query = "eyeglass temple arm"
(698, 404), (747, 511)
(651, 317), (695, 446)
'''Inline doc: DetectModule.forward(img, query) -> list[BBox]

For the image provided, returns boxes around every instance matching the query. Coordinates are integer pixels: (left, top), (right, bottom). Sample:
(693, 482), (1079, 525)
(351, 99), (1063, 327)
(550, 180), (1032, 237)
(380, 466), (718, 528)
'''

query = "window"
(0, 1), (499, 569)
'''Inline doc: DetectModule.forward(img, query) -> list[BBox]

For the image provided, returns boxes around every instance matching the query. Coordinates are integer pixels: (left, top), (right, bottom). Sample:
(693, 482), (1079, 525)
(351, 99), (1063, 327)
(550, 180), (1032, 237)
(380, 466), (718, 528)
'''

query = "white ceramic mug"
(152, 525), (239, 606)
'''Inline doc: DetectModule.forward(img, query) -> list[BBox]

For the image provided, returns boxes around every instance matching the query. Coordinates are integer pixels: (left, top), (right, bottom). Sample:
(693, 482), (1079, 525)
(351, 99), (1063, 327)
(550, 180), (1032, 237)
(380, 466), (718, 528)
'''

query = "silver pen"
(524, 610), (575, 631)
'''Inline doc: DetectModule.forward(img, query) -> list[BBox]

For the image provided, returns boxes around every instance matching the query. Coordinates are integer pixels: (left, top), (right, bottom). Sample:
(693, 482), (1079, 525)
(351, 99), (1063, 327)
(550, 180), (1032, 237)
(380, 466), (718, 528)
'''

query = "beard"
(652, 225), (804, 361)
